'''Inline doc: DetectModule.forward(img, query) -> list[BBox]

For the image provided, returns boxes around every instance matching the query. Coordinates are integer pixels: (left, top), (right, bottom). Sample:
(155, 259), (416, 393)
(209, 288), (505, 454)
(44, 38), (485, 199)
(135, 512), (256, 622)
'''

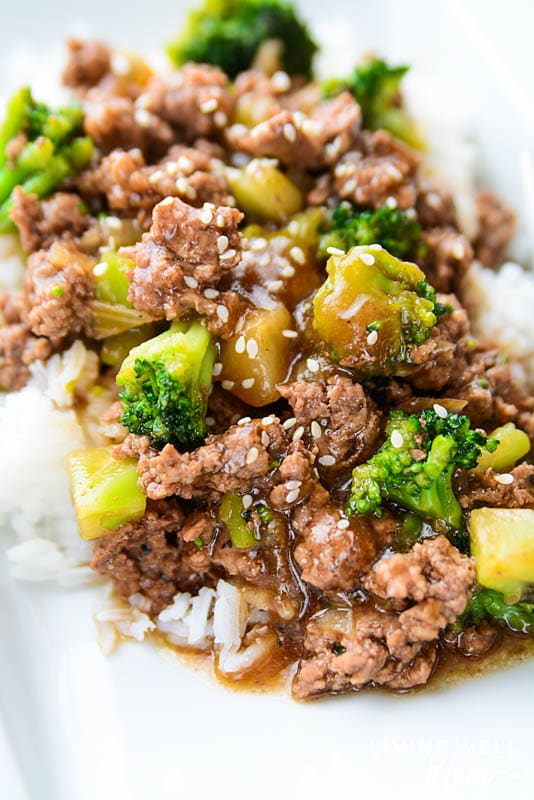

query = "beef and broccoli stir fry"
(1, 0), (533, 700)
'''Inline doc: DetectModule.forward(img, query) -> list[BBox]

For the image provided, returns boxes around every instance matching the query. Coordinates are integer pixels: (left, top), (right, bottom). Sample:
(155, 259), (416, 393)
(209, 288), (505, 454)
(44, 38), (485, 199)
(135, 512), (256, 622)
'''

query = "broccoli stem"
(219, 492), (257, 549)
(461, 588), (534, 636)
(0, 87), (32, 169)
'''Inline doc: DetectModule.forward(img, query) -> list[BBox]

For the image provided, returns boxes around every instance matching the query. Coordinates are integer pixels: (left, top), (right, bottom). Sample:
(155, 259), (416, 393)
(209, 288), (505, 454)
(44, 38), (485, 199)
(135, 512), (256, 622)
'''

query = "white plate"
(2, 2), (534, 798)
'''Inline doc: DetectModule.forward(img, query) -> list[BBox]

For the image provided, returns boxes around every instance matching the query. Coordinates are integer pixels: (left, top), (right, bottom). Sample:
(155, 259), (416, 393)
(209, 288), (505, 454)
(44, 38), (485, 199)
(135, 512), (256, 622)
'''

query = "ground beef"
(125, 196), (245, 335)
(24, 243), (95, 341)
(10, 188), (91, 254)
(62, 38), (111, 90)
(416, 182), (457, 230)
(206, 383), (253, 434)
(269, 442), (375, 592)
(473, 190), (515, 268)
(0, 320), (51, 391)
(420, 227), (473, 293)
(334, 129), (419, 209)
(455, 621), (499, 657)
(227, 91), (361, 170)
(365, 536), (475, 640)
(277, 375), (382, 474)
(119, 417), (286, 500)
(458, 463), (534, 509)
(139, 64), (234, 143)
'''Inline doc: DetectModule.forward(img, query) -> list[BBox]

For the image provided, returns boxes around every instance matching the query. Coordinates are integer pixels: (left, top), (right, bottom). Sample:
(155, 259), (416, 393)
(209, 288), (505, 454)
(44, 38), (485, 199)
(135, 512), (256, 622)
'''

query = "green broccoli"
(319, 202), (424, 261)
(458, 588), (534, 636)
(346, 408), (498, 530)
(323, 57), (422, 148)
(117, 319), (216, 450)
(0, 87), (94, 232)
(312, 244), (447, 377)
(167, 0), (318, 79)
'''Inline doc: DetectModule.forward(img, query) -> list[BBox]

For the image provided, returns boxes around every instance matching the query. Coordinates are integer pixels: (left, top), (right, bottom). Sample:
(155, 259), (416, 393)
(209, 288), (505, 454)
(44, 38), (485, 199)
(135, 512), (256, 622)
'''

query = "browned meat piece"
(416, 182), (457, 229)
(125, 196), (245, 335)
(334, 130), (419, 210)
(228, 91), (360, 170)
(277, 375), (381, 474)
(420, 227), (473, 293)
(473, 190), (515, 268)
(119, 417), (287, 500)
(292, 607), (437, 699)
(206, 383), (253, 434)
(365, 536), (475, 640)
(83, 89), (173, 156)
(0, 322), (51, 391)
(10, 188), (91, 254)
(458, 463), (534, 509)
(91, 501), (213, 615)
(270, 442), (375, 592)
(456, 621), (499, 657)
(24, 242), (95, 341)
(63, 38), (111, 89)
(140, 64), (234, 142)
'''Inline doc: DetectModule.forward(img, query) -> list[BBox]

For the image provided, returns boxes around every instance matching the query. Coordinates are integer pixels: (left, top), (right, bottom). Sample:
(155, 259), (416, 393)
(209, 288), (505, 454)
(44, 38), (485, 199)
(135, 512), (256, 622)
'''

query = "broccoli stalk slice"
(117, 319), (216, 450)
(458, 588), (534, 636)
(167, 0), (318, 79)
(346, 408), (498, 530)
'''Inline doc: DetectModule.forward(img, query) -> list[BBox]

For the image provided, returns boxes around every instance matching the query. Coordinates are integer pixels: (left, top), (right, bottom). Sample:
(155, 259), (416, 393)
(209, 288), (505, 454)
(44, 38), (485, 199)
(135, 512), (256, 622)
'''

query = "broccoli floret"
(117, 319), (216, 450)
(167, 0), (318, 79)
(323, 57), (422, 148)
(459, 588), (534, 636)
(312, 244), (446, 377)
(319, 202), (424, 261)
(346, 408), (498, 530)
(0, 87), (94, 232)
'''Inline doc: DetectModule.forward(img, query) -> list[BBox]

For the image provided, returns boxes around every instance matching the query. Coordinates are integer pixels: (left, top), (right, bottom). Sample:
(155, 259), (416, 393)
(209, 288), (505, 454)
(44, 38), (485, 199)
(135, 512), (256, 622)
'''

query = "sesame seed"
(93, 262), (107, 277)
(272, 70), (291, 92)
(286, 480), (302, 491)
(246, 447), (259, 465)
(426, 192), (442, 209)
(217, 235), (229, 254)
(286, 488), (300, 503)
(287, 220), (299, 236)
(369, 244), (383, 251)
(134, 108), (152, 127)
(148, 170), (164, 185)
(283, 123), (297, 142)
(343, 178), (357, 194)
(391, 430), (404, 449)
(220, 248), (237, 261)
(242, 378), (255, 389)
(247, 339), (259, 359)
(214, 111), (228, 128)
(106, 216), (123, 230)
(177, 155), (194, 174)
(360, 252), (375, 266)
(262, 416), (275, 425)
(318, 455), (336, 466)
(237, 416), (251, 425)
(293, 111), (305, 129)
(183, 275), (198, 289)
(289, 246), (305, 265)
(281, 265), (295, 278)
(367, 330), (378, 346)
(326, 246), (345, 256)
(266, 280), (284, 292)
(212, 362), (223, 376)
(221, 379), (234, 390)
(292, 426), (305, 441)
(261, 431), (270, 446)
(111, 53), (130, 75)
(200, 207), (214, 225)
(386, 164), (403, 180)
(216, 214), (226, 228)
(176, 177), (190, 194)
(259, 253), (271, 267)
(406, 208), (417, 221)
(311, 420), (322, 439)
(433, 403), (448, 419)
(307, 358), (320, 373)
(242, 494), (253, 509)
(452, 242), (465, 260)
(166, 162), (179, 176)
(206, 416), (215, 426)
(235, 335), (246, 354)
(283, 417), (296, 430)
(251, 237), (268, 252)
(200, 98), (218, 113)
(159, 196), (174, 207)
(301, 119), (321, 136)
(217, 305), (229, 323)
(337, 518), (350, 530)
(204, 288), (219, 299)
(282, 329), (298, 338)
(185, 185), (197, 200)
(495, 473), (514, 485)
(385, 196), (398, 209)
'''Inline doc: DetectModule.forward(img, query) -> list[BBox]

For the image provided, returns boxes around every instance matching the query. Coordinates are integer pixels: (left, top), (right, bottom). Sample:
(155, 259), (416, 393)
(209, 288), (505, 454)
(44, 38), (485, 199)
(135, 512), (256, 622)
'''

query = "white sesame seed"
(220, 248), (237, 261)
(262, 416), (275, 425)
(259, 252), (271, 267)
(266, 280), (284, 292)
(242, 378), (255, 389)
(386, 164), (403, 180)
(433, 403), (448, 419)
(217, 235), (229, 254)
(360, 252), (375, 266)
(282, 329), (298, 338)
(406, 207), (416, 219)
(311, 420), (322, 439)
(287, 220), (299, 236)
(235, 335), (246, 354)
(367, 330), (378, 346)
(214, 111), (228, 128)
(200, 98), (218, 113)
(307, 358), (320, 373)
(289, 246), (305, 265)
(217, 305), (229, 323)
(282, 417), (296, 430)
(426, 192), (442, 209)
(391, 430), (404, 449)
(221, 379), (234, 390)
(237, 416), (251, 425)
(203, 288), (219, 299)
(93, 262), (107, 277)
(251, 237), (268, 252)
(385, 196), (398, 209)
(185, 184), (197, 200)
(166, 162), (179, 176)
(293, 111), (305, 129)
(326, 246), (345, 256)
(176, 177), (190, 194)
(283, 122), (297, 142)
(105, 216), (123, 230)
(337, 518), (350, 530)
(281, 265), (295, 278)
(159, 196), (174, 207)
(148, 170), (165, 185)
(242, 494), (253, 509)
(301, 119), (321, 136)
(292, 426), (305, 441)
(247, 339), (259, 359)
(272, 70), (291, 92)
(369, 243), (383, 251)
(212, 362), (223, 376)
(318, 455), (336, 467)
(134, 108), (152, 127)
(261, 431), (270, 447)
(246, 447), (259, 465)
(177, 155), (194, 174)
(452, 242), (465, 260)
(343, 178), (357, 194)
(286, 488), (300, 503)
(183, 275), (198, 289)
(495, 473), (514, 485)
(286, 480), (302, 491)
(206, 416), (215, 426)
(111, 53), (130, 75)
(200, 207), (214, 225)
(216, 214), (226, 228)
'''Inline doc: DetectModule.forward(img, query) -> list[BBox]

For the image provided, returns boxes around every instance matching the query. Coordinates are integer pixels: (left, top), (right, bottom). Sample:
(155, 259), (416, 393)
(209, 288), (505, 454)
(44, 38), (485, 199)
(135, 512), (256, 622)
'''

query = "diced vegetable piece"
(226, 159), (303, 223)
(219, 492), (257, 549)
(469, 507), (534, 600)
(93, 249), (134, 307)
(219, 297), (294, 405)
(89, 301), (154, 339)
(68, 445), (146, 540)
(100, 325), (159, 367)
(472, 423), (530, 474)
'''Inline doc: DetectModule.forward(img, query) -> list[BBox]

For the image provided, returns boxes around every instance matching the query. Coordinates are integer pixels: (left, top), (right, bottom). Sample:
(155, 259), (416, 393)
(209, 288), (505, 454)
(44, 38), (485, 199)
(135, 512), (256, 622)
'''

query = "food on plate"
(2, 0), (534, 700)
